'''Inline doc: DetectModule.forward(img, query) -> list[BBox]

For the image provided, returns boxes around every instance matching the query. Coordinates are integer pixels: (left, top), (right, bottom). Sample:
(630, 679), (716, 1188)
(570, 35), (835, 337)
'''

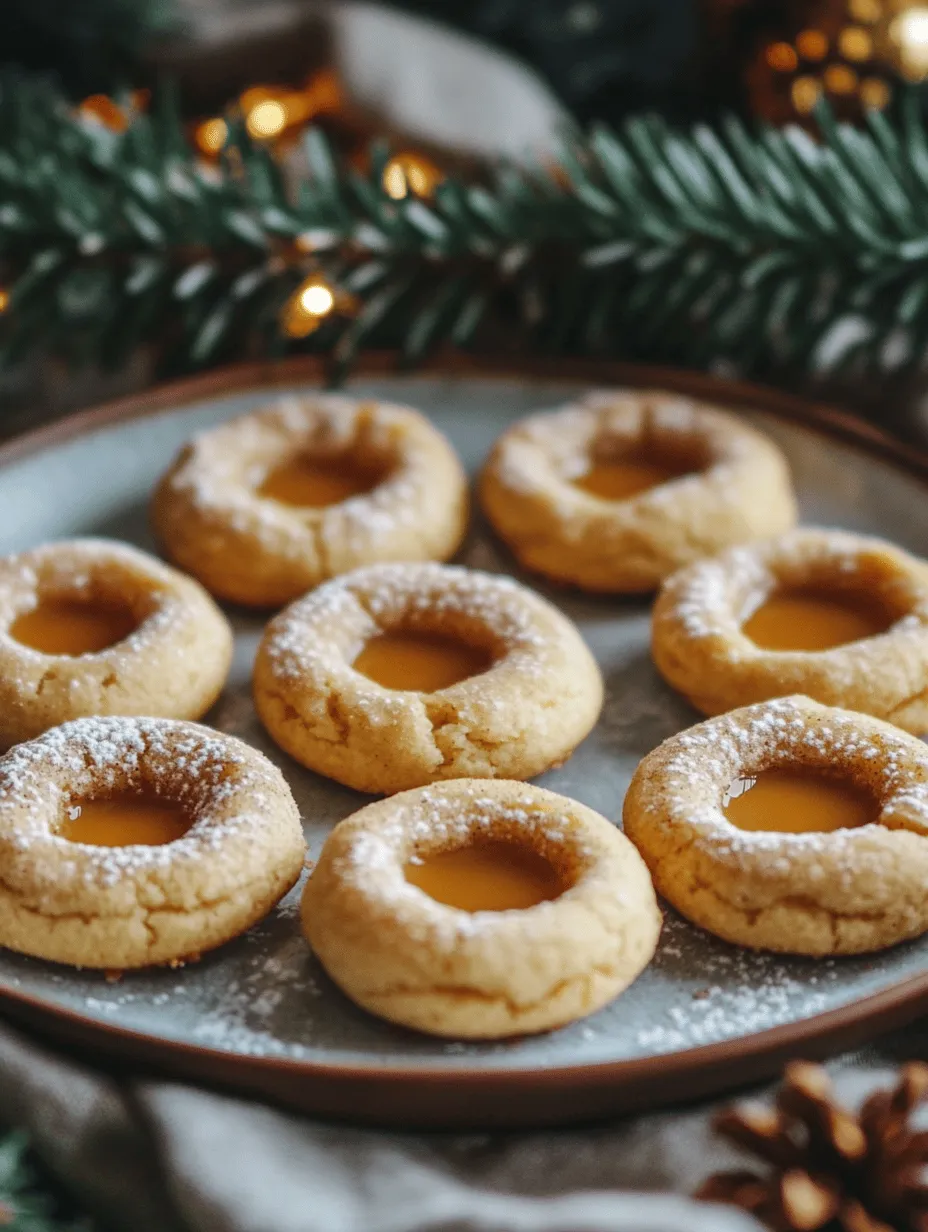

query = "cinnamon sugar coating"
(151, 395), (469, 607)
(303, 778), (661, 1038)
(623, 696), (928, 956)
(0, 717), (306, 969)
(0, 539), (233, 750)
(480, 390), (797, 593)
(652, 529), (928, 731)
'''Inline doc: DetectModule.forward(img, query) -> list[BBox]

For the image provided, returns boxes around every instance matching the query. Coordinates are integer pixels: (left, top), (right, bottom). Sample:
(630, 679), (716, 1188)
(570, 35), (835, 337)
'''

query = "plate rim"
(2, 352), (927, 1126)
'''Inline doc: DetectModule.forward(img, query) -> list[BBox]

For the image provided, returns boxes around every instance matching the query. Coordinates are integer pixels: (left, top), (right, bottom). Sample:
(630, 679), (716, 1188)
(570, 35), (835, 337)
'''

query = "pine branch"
(3, 69), (928, 387)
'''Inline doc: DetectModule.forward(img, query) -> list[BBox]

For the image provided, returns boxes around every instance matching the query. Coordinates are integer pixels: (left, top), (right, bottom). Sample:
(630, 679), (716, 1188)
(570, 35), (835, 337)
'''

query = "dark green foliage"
(2, 68), (928, 385)
(0, 1131), (92, 1231)
(0, 0), (177, 97)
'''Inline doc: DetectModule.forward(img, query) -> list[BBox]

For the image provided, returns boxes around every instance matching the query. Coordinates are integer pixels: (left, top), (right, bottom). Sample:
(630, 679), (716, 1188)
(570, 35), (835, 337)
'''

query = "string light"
(246, 99), (287, 140)
(77, 90), (149, 132)
(238, 72), (344, 145)
(860, 76), (892, 107)
(299, 282), (335, 316)
(892, 6), (928, 79)
(796, 29), (829, 60)
(766, 42), (799, 72)
(382, 153), (443, 201)
(825, 64), (859, 93)
(281, 275), (338, 338)
(792, 75), (823, 113)
(0, 289), (9, 314)
(78, 94), (129, 131)
(195, 118), (228, 155)
(849, 0), (881, 19)
(839, 26), (873, 60)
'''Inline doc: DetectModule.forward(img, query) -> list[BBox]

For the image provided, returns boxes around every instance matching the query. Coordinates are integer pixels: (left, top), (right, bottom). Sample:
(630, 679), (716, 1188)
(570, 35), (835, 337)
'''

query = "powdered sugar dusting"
(0, 715), (278, 885)
(491, 392), (769, 510)
(332, 780), (599, 941)
(263, 562), (554, 692)
(160, 395), (459, 560)
(639, 696), (928, 884)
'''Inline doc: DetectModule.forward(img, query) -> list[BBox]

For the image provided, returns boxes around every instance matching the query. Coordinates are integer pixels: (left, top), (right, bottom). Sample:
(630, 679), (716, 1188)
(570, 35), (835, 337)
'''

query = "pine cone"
(696, 1061), (928, 1232)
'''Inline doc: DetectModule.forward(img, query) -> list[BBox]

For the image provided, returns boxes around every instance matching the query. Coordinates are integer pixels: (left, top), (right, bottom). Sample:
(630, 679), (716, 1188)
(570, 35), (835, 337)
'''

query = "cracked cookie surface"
(255, 564), (601, 793)
(623, 696), (928, 956)
(480, 389), (797, 593)
(253, 562), (604, 794)
(0, 716), (306, 969)
(151, 395), (469, 607)
(652, 528), (928, 731)
(0, 539), (233, 751)
(302, 778), (661, 1038)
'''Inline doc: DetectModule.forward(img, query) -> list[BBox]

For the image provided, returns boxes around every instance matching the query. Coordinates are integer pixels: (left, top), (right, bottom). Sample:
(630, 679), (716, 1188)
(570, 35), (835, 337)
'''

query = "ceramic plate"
(0, 358), (926, 1128)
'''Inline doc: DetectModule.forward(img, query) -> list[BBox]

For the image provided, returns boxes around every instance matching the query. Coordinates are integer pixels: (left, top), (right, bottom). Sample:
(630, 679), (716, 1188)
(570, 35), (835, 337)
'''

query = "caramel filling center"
(724, 769), (877, 834)
(10, 598), (139, 656)
(259, 456), (381, 508)
(573, 454), (691, 501)
(405, 840), (565, 911)
(353, 631), (493, 692)
(61, 795), (192, 847)
(743, 589), (891, 652)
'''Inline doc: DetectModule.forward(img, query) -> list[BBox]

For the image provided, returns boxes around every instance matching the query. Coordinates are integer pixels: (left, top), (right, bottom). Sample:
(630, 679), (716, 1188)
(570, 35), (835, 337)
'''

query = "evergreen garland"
(3, 68), (928, 388)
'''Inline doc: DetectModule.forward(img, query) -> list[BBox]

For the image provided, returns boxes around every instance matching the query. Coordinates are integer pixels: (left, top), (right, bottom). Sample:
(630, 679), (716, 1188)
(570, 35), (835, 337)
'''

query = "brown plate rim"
(1, 352), (926, 1125)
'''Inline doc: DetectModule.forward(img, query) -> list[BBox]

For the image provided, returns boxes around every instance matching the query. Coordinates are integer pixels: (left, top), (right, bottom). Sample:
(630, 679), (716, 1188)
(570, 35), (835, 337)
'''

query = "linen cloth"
(2, 1013), (926, 1232)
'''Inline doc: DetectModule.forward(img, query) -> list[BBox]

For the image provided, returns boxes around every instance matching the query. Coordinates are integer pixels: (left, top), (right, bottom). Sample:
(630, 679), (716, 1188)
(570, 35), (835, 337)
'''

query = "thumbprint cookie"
(0, 539), (232, 750)
(151, 395), (468, 607)
(0, 716), (306, 968)
(652, 528), (928, 732)
(624, 696), (928, 956)
(254, 562), (603, 794)
(480, 390), (797, 592)
(303, 778), (660, 1037)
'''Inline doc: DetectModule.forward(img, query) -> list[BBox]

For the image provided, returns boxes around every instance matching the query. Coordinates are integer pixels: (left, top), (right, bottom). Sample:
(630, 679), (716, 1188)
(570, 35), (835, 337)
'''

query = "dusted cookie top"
(0, 538), (232, 750)
(624, 696), (928, 956)
(303, 778), (660, 1038)
(0, 716), (305, 969)
(652, 528), (928, 732)
(480, 389), (797, 593)
(254, 561), (603, 794)
(152, 395), (468, 607)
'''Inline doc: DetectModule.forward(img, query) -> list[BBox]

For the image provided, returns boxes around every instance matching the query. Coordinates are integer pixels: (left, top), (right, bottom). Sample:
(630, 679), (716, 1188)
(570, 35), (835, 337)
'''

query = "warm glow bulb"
(860, 76), (891, 108)
(825, 64), (858, 93)
(246, 99), (287, 140)
(299, 283), (335, 316)
(796, 29), (829, 60)
(0, 288), (9, 313)
(893, 6), (928, 78)
(850, 0), (881, 19)
(195, 118), (228, 154)
(383, 160), (408, 200)
(766, 42), (799, 72)
(839, 26), (873, 61)
(896, 6), (928, 44)
(792, 75), (823, 113)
